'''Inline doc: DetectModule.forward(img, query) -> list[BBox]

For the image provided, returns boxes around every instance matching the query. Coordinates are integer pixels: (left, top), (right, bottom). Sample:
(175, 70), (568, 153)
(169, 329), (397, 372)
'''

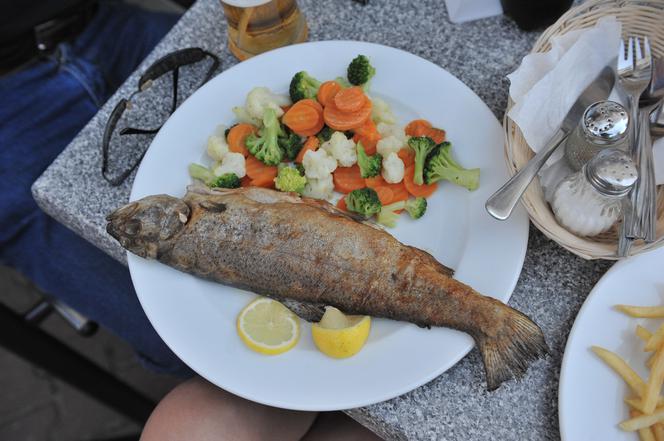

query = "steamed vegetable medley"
(189, 55), (480, 227)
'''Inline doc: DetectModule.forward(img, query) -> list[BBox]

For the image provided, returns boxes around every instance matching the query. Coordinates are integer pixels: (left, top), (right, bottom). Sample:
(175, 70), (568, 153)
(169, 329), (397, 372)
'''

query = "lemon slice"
(237, 297), (300, 355)
(312, 306), (371, 359)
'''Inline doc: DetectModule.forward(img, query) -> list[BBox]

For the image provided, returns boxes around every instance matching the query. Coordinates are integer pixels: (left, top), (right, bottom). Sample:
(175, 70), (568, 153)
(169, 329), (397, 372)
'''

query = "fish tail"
(472, 303), (548, 391)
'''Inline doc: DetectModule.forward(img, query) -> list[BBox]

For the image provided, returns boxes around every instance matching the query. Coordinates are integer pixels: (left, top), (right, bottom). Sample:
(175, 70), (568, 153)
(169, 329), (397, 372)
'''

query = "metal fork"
(616, 37), (653, 256)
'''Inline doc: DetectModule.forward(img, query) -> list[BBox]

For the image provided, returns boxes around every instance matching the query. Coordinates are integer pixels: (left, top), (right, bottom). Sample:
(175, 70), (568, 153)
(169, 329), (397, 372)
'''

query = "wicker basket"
(504, 0), (664, 260)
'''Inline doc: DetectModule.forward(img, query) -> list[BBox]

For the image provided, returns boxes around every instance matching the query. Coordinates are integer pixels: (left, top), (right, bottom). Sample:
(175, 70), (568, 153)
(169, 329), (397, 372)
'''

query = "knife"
(485, 66), (615, 221)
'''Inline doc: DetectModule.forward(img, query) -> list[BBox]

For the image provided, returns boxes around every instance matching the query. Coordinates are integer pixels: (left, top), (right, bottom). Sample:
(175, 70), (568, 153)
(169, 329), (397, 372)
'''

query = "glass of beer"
(220, 0), (308, 60)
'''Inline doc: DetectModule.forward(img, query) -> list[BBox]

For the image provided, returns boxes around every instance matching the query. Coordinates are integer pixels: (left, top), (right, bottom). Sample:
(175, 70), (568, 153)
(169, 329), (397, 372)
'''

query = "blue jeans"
(0, 1), (190, 375)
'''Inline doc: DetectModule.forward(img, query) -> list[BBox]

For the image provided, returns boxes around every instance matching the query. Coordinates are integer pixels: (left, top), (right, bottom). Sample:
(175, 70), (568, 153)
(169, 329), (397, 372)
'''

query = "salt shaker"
(564, 101), (629, 171)
(552, 148), (637, 237)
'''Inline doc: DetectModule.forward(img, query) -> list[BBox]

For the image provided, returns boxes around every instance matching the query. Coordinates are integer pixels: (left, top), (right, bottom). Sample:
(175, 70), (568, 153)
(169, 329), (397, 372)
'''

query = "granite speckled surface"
(32, 1), (613, 439)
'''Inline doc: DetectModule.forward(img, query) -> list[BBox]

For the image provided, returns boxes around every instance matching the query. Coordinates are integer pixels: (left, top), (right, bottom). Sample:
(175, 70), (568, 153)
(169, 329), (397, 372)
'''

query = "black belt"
(0, 1), (98, 72)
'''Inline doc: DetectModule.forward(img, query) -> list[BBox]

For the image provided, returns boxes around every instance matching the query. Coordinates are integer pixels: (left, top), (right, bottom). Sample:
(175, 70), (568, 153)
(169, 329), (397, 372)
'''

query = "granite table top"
(32, 0), (612, 439)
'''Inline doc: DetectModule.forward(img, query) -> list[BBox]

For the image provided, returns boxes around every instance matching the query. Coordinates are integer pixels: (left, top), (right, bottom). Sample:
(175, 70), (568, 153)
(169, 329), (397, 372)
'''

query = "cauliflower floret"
(245, 87), (291, 120)
(231, 106), (260, 126)
(302, 174), (334, 200)
(377, 122), (407, 143)
(206, 124), (229, 161)
(376, 134), (405, 157)
(302, 149), (337, 179)
(372, 97), (397, 125)
(212, 152), (246, 178)
(381, 152), (405, 184)
(321, 131), (357, 167)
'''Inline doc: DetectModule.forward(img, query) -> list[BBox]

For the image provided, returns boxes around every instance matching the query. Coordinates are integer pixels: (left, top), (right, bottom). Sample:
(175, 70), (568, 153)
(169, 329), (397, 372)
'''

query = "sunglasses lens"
(102, 52), (218, 186)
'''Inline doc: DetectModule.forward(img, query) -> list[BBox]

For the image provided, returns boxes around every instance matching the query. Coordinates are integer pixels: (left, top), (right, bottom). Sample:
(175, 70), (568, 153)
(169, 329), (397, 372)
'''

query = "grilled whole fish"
(107, 186), (547, 390)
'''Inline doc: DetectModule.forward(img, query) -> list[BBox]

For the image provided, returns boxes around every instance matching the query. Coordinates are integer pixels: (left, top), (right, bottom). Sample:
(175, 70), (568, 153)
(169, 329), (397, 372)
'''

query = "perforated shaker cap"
(582, 101), (629, 145)
(584, 148), (638, 197)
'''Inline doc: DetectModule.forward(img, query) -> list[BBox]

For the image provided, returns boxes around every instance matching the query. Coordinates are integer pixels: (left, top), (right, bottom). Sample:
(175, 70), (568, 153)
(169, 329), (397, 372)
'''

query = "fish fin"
(278, 298), (326, 322)
(474, 304), (549, 391)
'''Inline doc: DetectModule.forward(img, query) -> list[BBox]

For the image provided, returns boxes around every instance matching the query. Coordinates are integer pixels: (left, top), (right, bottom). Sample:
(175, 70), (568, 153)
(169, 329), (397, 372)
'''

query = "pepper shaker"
(552, 148), (638, 237)
(564, 101), (629, 171)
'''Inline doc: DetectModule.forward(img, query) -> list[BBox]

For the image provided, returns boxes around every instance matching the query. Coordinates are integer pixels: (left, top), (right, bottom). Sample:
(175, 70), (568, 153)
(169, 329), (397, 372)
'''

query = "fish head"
(106, 195), (190, 258)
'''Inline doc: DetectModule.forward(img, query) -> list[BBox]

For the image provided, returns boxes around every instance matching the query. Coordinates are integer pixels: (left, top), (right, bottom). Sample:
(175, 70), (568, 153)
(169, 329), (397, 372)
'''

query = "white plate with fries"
(559, 246), (664, 441)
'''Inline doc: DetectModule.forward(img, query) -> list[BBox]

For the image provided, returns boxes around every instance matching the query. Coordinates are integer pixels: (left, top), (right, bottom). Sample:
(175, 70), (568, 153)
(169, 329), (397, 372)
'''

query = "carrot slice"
(374, 182), (408, 205)
(295, 136), (319, 163)
(405, 119), (432, 137)
(353, 134), (378, 156)
(374, 186), (394, 205)
(250, 175), (276, 188)
(397, 148), (415, 167)
(332, 165), (365, 194)
(283, 101), (320, 135)
(333, 86), (367, 113)
(317, 81), (342, 107)
(298, 98), (323, 114)
(323, 99), (372, 131)
(426, 127), (446, 144)
(365, 175), (386, 188)
(240, 175), (251, 187)
(403, 164), (437, 198)
(336, 197), (347, 211)
(295, 113), (324, 137)
(227, 123), (257, 157)
(353, 119), (381, 155)
(245, 154), (278, 181)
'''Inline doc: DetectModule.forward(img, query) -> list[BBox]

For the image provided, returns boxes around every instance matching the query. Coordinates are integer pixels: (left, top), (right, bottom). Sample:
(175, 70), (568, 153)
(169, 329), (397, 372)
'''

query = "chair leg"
(0, 302), (155, 424)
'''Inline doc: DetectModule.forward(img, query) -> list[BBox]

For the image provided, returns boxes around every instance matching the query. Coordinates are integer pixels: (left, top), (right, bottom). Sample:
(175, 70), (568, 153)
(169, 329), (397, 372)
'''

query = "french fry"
(626, 397), (664, 412)
(649, 353), (657, 369)
(617, 305), (664, 318)
(643, 347), (664, 414)
(646, 324), (664, 352)
(639, 325), (655, 342)
(592, 346), (648, 395)
(652, 423), (664, 441)
(631, 410), (658, 441)
(622, 409), (664, 432)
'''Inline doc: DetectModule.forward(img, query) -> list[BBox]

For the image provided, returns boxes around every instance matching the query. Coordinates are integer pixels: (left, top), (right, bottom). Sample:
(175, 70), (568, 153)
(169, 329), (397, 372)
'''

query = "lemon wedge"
(312, 306), (371, 358)
(237, 297), (300, 355)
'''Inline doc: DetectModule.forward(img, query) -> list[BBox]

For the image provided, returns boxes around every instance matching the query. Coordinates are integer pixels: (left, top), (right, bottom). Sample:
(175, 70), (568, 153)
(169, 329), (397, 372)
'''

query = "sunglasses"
(102, 47), (220, 186)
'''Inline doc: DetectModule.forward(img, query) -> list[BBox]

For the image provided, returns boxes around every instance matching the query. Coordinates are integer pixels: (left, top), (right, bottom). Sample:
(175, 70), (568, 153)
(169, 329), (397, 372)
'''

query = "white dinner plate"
(128, 41), (529, 411)
(559, 246), (664, 440)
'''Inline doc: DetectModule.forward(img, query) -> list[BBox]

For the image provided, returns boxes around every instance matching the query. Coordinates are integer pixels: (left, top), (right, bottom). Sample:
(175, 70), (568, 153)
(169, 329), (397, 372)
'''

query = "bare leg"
(140, 377), (316, 441)
(302, 412), (384, 441)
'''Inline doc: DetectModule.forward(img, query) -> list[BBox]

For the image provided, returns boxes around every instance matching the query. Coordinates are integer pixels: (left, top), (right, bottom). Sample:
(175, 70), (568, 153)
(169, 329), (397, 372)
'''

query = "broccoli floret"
(274, 167), (307, 194)
(245, 108), (284, 165)
(211, 173), (241, 189)
(335, 76), (352, 88)
(289, 71), (321, 102)
(295, 163), (306, 176)
(408, 136), (437, 185)
(424, 142), (480, 191)
(189, 164), (240, 188)
(345, 188), (382, 218)
(188, 163), (215, 185)
(405, 197), (427, 219)
(377, 201), (406, 228)
(356, 142), (382, 178)
(317, 125), (334, 143)
(347, 55), (376, 86)
(279, 128), (303, 161)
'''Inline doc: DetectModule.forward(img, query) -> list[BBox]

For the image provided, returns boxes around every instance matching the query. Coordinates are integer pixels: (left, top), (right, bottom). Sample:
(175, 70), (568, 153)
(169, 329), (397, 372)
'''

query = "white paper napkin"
(444, 0), (502, 24)
(506, 15), (664, 186)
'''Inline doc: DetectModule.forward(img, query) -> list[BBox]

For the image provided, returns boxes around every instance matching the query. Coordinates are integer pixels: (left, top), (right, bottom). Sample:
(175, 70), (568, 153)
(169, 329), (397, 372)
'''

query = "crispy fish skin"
(107, 186), (547, 390)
